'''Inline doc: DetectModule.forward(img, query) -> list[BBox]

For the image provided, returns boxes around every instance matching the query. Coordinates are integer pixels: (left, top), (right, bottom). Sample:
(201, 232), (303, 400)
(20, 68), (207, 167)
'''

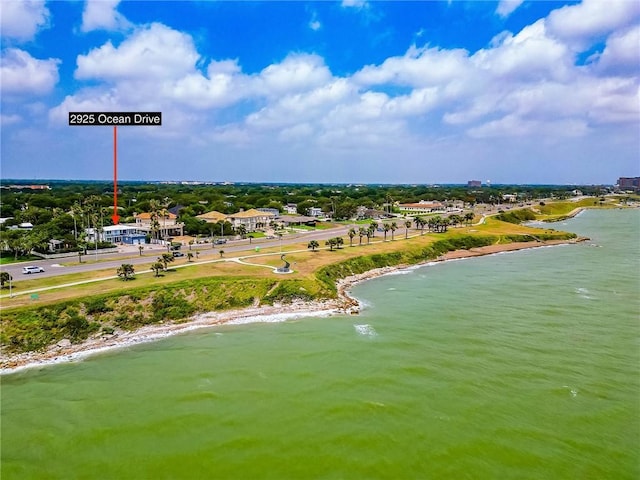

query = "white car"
(22, 266), (45, 274)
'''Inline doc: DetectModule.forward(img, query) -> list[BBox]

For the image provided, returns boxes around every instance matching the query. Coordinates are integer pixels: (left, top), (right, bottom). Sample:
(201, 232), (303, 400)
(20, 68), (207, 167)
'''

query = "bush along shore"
(1, 232), (580, 370)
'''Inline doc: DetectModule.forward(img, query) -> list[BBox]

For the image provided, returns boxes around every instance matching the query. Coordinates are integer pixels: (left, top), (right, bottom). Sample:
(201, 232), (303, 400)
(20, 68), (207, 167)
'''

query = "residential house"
(285, 203), (298, 214)
(226, 208), (276, 232)
(86, 225), (146, 244)
(196, 210), (228, 224)
(134, 212), (184, 240)
(308, 207), (323, 217)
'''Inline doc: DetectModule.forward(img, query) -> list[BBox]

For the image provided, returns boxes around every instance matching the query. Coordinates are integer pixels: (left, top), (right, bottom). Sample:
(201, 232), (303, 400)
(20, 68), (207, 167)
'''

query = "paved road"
(1, 225), (358, 283)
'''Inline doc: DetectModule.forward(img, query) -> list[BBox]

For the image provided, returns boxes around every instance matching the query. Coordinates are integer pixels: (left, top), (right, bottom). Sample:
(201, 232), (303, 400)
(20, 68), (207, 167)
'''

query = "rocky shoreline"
(0, 238), (586, 374)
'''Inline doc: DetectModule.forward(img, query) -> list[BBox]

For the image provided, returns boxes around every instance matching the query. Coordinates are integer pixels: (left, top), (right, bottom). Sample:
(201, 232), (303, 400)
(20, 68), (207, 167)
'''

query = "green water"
(2, 209), (639, 479)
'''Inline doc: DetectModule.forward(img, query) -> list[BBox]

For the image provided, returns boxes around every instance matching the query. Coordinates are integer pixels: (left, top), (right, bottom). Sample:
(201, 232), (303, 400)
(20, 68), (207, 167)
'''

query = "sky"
(1, 0), (639, 184)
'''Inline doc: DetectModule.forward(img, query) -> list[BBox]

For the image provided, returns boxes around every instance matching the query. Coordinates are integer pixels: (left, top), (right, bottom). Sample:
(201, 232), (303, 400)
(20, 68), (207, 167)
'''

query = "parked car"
(172, 251), (185, 257)
(22, 266), (45, 274)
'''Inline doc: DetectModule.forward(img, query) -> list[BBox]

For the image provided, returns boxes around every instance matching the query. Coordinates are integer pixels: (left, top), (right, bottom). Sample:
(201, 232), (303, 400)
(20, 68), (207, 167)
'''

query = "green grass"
(533, 197), (620, 221)
(0, 254), (41, 265)
(1, 209), (581, 356)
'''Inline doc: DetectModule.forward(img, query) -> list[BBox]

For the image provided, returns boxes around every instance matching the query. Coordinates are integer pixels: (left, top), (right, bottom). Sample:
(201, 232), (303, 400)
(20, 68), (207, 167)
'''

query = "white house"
(86, 225), (146, 244)
(308, 207), (323, 217)
(285, 203), (298, 214)
(397, 201), (445, 215)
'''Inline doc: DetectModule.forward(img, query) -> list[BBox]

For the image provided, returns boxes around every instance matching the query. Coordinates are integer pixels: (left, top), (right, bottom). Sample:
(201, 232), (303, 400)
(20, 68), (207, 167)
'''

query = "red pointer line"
(112, 126), (120, 225)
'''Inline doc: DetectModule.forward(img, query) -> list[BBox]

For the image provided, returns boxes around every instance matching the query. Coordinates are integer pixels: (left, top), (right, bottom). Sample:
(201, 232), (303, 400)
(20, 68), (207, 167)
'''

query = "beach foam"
(354, 324), (377, 337)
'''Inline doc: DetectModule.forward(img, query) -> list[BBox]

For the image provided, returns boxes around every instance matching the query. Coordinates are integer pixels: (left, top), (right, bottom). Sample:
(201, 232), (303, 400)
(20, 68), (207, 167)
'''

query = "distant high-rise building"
(467, 180), (482, 187)
(617, 177), (640, 191)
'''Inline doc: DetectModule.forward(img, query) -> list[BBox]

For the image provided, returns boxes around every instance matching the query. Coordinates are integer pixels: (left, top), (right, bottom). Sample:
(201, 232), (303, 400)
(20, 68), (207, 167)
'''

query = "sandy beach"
(0, 238), (586, 374)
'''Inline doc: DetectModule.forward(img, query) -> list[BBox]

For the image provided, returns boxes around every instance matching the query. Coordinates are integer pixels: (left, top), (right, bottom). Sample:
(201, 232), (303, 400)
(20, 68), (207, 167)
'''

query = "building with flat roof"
(86, 225), (146, 244)
(397, 201), (445, 215)
(617, 177), (640, 191)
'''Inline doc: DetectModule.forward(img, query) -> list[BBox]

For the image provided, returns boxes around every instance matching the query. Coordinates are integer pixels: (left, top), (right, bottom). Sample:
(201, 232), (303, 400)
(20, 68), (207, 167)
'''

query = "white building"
(397, 201), (445, 215)
(86, 225), (146, 244)
(285, 203), (298, 214)
(308, 207), (323, 217)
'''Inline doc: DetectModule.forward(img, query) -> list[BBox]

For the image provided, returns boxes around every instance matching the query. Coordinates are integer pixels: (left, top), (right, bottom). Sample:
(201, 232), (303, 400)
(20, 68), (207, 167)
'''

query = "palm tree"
(348, 228), (356, 247)
(236, 224), (247, 239)
(428, 217), (437, 232)
(138, 244), (144, 256)
(149, 199), (161, 242)
(117, 263), (135, 281)
(187, 252), (194, 262)
(405, 220), (412, 239)
(151, 261), (164, 277)
(70, 201), (82, 240)
(219, 250), (225, 258)
(369, 221), (378, 237)
(464, 212), (475, 225)
(160, 253), (174, 271)
(358, 227), (367, 245)
(383, 223), (390, 241)
(366, 227), (373, 244)
(390, 222), (398, 240)
(307, 240), (319, 251)
(0, 271), (12, 288)
(335, 236), (344, 249)
(325, 238), (337, 251)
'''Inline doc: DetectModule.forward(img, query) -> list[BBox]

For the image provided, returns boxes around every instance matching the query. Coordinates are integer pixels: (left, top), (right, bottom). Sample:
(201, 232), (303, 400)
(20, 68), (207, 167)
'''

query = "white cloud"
(496, 0), (525, 18)
(0, 0), (50, 41)
(589, 25), (640, 76)
(255, 53), (333, 96)
(473, 20), (573, 82)
(354, 45), (471, 88)
(81, 0), (132, 33)
(42, 2), (638, 178)
(0, 48), (59, 95)
(468, 115), (589, 139)
(1, 114), (22, 126)
(76, 23), (198, 81)
(341, 0), (367, 8)
(546, 0), (640, 49)
(309, 11), (321, 31)
(167, 60), (247, 109)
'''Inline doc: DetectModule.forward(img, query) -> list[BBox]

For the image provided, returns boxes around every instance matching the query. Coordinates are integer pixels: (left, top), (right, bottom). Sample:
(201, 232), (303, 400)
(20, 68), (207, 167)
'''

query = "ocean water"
(2, 209), (639, 479)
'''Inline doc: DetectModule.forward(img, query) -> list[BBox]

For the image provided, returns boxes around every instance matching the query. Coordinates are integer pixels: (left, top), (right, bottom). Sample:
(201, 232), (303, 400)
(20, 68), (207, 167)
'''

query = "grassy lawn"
(1, 216), (583, 355)
(0, 254), (41, 265)
(0, 211), (580, 312)
(531, 197), (620, 221)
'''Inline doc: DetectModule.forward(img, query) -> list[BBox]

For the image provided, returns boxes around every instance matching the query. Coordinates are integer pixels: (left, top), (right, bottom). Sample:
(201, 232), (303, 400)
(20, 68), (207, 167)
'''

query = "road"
(1, 225), (358, 283)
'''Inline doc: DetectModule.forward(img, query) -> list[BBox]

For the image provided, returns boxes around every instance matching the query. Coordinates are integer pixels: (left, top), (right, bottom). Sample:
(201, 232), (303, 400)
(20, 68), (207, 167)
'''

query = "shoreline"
(0, 238), (586, 374)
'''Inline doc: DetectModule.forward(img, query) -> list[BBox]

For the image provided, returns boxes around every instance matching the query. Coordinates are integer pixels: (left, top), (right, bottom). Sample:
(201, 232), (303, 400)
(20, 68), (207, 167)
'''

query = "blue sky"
(1, 0), (638, 184)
